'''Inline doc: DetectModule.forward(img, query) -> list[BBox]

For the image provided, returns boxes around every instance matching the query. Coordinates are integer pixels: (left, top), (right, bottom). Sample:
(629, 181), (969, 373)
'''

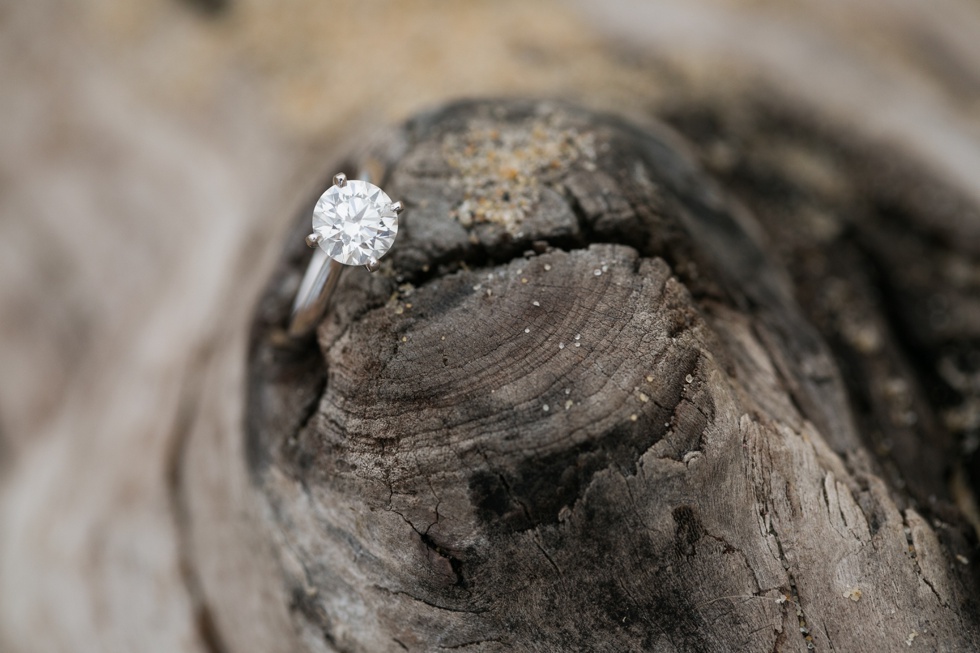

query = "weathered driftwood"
(9, 2), (980, 652)
(246, 100), (980, 651)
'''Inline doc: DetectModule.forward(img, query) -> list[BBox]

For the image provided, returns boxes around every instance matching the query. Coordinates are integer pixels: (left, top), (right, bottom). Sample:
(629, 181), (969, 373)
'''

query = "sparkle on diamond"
(312, 180), (399, 266)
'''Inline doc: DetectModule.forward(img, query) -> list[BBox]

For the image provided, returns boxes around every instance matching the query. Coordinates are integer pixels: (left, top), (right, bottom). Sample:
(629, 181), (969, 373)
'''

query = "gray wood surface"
(247, 100), (980, 651)
(4, 2), (980, 652)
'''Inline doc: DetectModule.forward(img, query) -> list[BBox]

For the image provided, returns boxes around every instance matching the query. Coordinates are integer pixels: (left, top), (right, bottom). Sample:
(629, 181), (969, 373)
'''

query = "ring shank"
(288, 249), (344, 337)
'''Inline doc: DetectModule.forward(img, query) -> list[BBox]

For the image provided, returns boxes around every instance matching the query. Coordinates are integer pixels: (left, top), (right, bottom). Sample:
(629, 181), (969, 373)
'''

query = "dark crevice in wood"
(435, 637), (508, 650)
(387, 501), (470, 591)
(245, 328), (326, 479)
(769, 523), (813, 652)
(819, 623), (838, 653)
(420, 531), (467, 590)
(671, 505), (705, 558)
(372, 585), (488, 616)
(533, 539), (563, 580)
(901, 510), (955, 613)
(283, 373), (328, 456)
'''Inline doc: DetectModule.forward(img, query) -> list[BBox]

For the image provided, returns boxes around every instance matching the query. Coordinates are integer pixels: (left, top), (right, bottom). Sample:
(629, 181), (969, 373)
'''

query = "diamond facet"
(312, 179), (399, 266)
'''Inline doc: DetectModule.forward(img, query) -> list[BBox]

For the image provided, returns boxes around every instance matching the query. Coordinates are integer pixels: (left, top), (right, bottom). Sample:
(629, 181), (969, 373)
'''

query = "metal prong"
(333, 173), (347, 187)
(365, 258), (381, 273)
(305, 233), (321, 248)
(390, 201), (403, 215)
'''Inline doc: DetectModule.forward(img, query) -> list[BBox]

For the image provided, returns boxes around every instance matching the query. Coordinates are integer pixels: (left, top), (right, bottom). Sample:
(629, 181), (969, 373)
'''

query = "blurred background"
(3, 0), (980, 651)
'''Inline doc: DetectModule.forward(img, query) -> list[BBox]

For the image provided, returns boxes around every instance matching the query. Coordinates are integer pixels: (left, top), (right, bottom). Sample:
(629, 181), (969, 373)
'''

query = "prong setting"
(293, 176), (399, 336)
(311, 178), (398, 266)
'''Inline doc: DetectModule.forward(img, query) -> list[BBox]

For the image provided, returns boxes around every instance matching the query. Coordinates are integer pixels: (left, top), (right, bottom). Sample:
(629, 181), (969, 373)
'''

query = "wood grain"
(247, 100), (980, 651)
(5, 1), (980, 651)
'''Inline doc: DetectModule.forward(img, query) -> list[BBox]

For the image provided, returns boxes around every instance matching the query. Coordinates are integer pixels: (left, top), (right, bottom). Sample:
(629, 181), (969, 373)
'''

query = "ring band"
(288, 172), (404, 337)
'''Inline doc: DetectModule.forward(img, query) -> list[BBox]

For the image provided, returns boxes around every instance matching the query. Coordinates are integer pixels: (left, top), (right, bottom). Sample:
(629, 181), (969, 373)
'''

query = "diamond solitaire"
(290, 173), (404, 337)
(307, 173), (403, 269)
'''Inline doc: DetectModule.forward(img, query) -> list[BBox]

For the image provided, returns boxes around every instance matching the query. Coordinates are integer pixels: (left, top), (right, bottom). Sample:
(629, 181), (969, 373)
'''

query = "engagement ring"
(289, 173), (403, 337)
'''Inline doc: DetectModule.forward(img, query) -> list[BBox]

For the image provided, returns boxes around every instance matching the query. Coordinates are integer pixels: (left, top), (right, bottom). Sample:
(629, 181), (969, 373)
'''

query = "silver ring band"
(289, 250), (344, 337)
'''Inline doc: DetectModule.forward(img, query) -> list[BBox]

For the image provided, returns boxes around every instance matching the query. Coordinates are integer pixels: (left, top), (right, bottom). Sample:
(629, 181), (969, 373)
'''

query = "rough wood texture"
(6, 2), (980, 652)
(247, 100), (980, 651)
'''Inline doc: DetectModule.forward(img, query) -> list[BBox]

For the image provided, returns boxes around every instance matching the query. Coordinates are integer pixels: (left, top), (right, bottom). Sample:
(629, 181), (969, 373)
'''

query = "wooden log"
(246, 99), (980, 651)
